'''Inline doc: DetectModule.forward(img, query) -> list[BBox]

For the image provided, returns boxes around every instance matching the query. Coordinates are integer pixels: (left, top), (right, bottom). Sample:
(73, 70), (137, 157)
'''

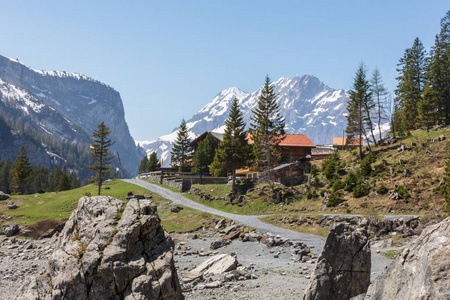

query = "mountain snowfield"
(138, 74), (351, 166)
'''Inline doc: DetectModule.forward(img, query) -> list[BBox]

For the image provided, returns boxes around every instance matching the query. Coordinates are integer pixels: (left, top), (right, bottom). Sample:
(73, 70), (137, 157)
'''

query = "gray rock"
(0, 191), (10, 200)
(303, 223), (371, 300)
(5, 223), (19, 237)
(364, 217), (450, 300)
(190, 254), (238, 275)
(15, 196), (183, 300)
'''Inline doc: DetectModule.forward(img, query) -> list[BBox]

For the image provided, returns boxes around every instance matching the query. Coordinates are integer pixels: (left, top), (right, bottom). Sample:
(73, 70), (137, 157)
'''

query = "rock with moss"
(16, 196), (183, 300)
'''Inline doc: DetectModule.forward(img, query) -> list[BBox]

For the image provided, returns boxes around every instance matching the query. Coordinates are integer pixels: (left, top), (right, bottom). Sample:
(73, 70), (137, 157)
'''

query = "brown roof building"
(332, 137), (363, 150)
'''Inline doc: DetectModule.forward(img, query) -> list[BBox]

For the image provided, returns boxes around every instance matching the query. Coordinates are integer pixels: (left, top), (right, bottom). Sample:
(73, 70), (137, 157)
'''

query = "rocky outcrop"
(16, 196), (183, 300)
(364, 217), (450, 300)
(303, 223), (371, 300)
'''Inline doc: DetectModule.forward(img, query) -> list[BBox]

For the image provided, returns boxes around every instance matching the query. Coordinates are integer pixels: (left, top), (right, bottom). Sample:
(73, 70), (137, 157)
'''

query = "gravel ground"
(0, 227), (394, 300)
(0, 236), (53, 300)
(171, 229), (394, 300)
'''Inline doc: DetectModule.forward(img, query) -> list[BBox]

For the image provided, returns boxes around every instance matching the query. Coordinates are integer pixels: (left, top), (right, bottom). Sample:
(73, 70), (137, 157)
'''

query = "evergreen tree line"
(346, 11), (450, 149)
(395, 12), (450, 133)
(0, 145), (80, 195)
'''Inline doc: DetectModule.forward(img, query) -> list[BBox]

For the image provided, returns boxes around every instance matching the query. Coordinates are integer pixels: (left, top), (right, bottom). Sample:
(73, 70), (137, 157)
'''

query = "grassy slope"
(186, 128), (449, 217)
(0, 179), (211, 235)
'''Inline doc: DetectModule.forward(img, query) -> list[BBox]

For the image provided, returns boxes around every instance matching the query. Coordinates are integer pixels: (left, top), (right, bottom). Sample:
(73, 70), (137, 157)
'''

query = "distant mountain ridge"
(139, 75), (349, 166)
(0, 55), (145, 178)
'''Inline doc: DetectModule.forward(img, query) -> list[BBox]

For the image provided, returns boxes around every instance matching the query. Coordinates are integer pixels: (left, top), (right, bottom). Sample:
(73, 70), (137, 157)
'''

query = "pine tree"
(11, 145), (31, 194)
(192, 133), (218, 180)
(0, 159), (12, 194)
(49, 165), (63, 192)
(395, 37), (427, 131)
(426, 11), (450, 126)
(346, 63), (372, 157)
(249, 75), (285, 186)
(139, 155), (149, 173)
(69, 171), (80, 189)
(147, 152), (161, 172)
(211, 97), (251, 191)
(57, 172), (71, 191)
(170, 119), (193, 171)
(370, 68), (389, 140)
(89, 122), (116, 195)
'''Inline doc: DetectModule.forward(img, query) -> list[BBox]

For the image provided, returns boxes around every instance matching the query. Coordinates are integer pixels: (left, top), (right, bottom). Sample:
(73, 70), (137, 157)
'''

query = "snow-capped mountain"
(139, 75), (350, 166)
(0, 55), (145, 177)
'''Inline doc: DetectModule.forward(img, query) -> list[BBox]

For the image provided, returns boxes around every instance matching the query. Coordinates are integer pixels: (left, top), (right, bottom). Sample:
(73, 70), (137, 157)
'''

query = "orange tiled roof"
(332, 137), (363, 146)
(246, 133), (316, 148)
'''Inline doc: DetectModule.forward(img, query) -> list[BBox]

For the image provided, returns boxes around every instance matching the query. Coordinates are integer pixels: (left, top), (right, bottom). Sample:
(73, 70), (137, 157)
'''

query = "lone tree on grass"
(11, 145), (31, 195)
(249, 75), (285, 188)
(211, 97), (251, 192)
(170, 119), (193, 171)
(89, 122), (115, 195)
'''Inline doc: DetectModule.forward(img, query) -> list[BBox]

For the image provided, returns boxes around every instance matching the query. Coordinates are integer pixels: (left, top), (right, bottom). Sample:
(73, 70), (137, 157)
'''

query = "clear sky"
(0, 1), (448, 141)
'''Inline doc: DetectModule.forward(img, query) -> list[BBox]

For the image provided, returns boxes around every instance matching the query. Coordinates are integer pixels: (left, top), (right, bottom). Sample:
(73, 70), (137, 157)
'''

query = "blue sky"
(0, 1), (448, 141)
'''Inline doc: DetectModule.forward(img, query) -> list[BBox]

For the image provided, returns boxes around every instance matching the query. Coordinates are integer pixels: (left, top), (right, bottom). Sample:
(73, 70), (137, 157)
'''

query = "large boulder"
(303, 223), (371, 300)
(364, 217), (450, 300)
(16, 196), (183, 300)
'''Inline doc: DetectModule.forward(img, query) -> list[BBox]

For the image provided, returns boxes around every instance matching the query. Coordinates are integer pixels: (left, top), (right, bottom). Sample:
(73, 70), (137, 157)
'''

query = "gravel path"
(122, 179), (326, 251)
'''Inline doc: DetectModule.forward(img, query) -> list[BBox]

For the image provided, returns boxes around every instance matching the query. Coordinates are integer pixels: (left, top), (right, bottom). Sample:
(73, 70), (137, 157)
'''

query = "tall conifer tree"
(89, 122), (115, 195)
(370, 68), (388, 140)
(249, 76), (285, 186)
(346, 63), (372, 157)
(426, 11), (450, 126)
(395, 37), (427, 131)
(11, 145), (31, 194)
(170, 119), (193, 171)
(147, 152), (161, 172)
(211, 97), (251, 191)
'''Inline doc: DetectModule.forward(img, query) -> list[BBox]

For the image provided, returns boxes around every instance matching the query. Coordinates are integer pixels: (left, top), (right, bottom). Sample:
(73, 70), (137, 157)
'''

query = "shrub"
(330, 177), (344, 192)
(373, 163), (385, 175)
(394, 185), (411, 199)
(306, 190), (319, 199)
(343, 171), (359, 192)
(360, 155), (373, 177)
(327, 191), (343, 207)
(310, 165), (319, 176)
(376, 183), (388, 195)
(352, 183), (370, 198)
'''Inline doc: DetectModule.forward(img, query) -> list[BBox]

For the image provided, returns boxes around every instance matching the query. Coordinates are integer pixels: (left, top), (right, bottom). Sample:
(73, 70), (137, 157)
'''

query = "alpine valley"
(0, 55), (145, 180)
(138, 75), (350, 166)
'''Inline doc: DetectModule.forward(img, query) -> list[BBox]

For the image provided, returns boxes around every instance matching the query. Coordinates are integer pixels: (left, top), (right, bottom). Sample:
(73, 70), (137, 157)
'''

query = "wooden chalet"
(332, 137), (363, 150)
(190, 131), (224, 151)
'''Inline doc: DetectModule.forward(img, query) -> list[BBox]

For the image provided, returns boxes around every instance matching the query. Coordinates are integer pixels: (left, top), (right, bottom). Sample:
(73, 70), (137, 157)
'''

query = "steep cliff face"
(0, 55), (144, 176)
